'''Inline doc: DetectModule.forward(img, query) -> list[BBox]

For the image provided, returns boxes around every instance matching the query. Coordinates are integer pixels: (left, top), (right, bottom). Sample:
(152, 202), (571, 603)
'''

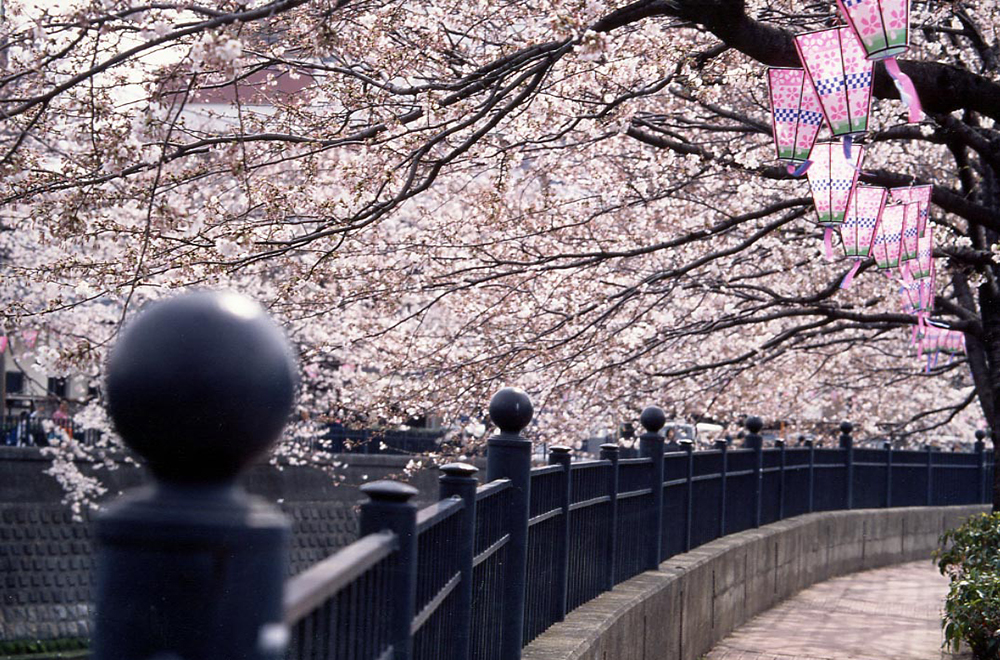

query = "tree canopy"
(2, 0), (998, 490)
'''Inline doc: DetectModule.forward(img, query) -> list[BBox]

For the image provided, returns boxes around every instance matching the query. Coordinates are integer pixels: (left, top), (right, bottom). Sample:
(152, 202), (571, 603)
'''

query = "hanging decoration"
(0, 336), (6, 354)
(897, 200), (920, 271)
(889, 184), (932, 236)
(837, 184), (886, 288)
(794, 27), (874, 158)
(806, 141), (865, 259)
(870, 201), (906, 271)
(767, 68), (825, 175)
(833, 0), (923, 123)
(917, 322), (945, 372)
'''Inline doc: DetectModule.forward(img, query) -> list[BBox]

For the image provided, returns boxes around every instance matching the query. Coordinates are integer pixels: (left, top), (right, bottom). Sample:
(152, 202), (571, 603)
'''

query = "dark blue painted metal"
(926, 446), (934, 506)
(486, 388), (534, 660)
(681, 440), (694, 551)
(600, 443), (620, 590)
(805, 439), (815, 513)
(840, 422), (854, 509)
(884, 442), (893, 508)
(548, 446), (572, 623)
(744, 417), (763, 527)
(94, 291), (295, 660)
(715, 439), (728, 537)
(975, 431), (987, 504)
(360, 481), (419, 660)
(438, 463), (479, 660)
(776, 439), (786, 520)
(638, 407), (666, 569)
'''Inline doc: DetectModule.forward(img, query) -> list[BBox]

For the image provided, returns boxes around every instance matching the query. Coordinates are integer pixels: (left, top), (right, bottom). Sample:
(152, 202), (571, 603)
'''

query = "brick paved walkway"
(703, 560), (970, 660)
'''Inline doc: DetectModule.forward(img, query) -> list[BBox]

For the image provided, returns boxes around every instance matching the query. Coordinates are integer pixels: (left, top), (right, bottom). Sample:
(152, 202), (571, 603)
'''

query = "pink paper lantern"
(767, 68), (824, 167)
(889, 184), (932, 236)
(837, 185), (886, 287)
(794, 27), (874, 138)
(834, 0), (911, 60)
(807, 142), (865, 259)
(870, 201), (906, 270)
(911, 223), (934, 280)
(897, 201), (920, 270)
(834, 0), (922, 122)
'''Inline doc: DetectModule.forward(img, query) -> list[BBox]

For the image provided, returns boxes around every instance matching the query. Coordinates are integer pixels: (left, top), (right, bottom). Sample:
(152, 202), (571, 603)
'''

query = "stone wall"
(0, 446), (448, 644)
(522, 504), (987, 660)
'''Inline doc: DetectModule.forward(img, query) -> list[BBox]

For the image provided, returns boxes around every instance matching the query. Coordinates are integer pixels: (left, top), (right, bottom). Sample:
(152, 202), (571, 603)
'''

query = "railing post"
(486, 387), (534, 660)
(926, 445), (934, 506)
(884, 441), (893, 508)
(600, 443), (620, 589)
(638, 406), (666, 569)
(547, 445), (572, 622)
(680, 439), (694, 551)
(93, 291), (296, 660)
(745, 416), (763, 528)
(714, 439), (728, 537)
(439, 463), (479, 660)
(975, 430), (987, 504)
(840, 421), (854, 510)
(805, 439), (815, 513)
(360, 481), (419, 660)
(776, 439), (786, 520)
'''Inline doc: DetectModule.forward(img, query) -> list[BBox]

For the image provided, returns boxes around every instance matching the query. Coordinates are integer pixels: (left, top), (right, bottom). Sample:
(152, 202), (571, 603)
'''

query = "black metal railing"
(90, 292), (997, 660)
(2, 414), (102, 446)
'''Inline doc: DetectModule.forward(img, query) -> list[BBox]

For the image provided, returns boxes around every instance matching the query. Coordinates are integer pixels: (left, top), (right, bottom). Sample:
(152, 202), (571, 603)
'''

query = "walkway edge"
(522, 505), (986, 660)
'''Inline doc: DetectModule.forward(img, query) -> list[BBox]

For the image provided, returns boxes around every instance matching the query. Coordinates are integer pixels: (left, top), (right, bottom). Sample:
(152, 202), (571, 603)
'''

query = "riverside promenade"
(704, 560), (968, 660)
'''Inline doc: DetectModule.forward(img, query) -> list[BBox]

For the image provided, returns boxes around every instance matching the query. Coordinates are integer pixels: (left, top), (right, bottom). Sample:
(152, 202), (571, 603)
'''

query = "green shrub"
(936, 512), (1000, 659)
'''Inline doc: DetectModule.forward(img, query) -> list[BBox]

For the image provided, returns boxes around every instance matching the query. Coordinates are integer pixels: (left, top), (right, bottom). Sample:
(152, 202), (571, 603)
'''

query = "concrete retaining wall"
(523, 504), (987, 660)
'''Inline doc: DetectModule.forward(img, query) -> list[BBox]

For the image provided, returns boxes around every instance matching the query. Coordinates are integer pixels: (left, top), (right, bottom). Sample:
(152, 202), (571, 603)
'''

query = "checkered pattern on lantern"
(857, 217), (878, 229)
(800, 110), (823, 125)
(844, 71), (872, 90)
(773, 108), (799, 122)
(842, 0), (863, 6)
(831, 179), (853, 191)
(815, 77), (846, 96)
(811, 180), (831, 192)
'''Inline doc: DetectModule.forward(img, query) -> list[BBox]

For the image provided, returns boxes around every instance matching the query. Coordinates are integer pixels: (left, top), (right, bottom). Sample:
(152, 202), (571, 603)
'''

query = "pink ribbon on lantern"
(0, 336), (6, 354)
(883, 58), (923, 123)
(823, 227), (835, 261)
(840, 260), (863, 289)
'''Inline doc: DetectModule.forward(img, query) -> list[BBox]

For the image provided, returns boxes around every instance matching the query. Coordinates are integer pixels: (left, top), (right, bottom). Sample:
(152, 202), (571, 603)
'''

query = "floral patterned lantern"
(767, 68), (825, 174)
(806, 141), (865, 258)
(834, 0), (923, 122)
(838, 184), (886, 287)
(794, 27), (874, 147)
(897, 201), (920, 272)
(910, 223), (933, 280)
(870, 201), (906, 270)
(889, 184), (932, 236)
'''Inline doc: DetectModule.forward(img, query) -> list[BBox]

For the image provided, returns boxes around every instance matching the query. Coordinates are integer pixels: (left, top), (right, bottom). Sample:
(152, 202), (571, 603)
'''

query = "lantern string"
(840, 259), (863, 289)
(884, 58), (923, 123)
(786, 160), (812, 177)
(823, 227), (835, 261)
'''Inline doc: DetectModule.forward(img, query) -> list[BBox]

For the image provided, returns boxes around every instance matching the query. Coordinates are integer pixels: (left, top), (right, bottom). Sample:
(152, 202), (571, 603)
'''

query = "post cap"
(775, 439), (785, 448)
(714, 439), (728, 449)
(488, 387), (533, 435)
(804, 439), (814, 447)
(839, 421), (853, 434)
(600, 443), (620, 452)
(105, 291), (298, 483)
(975, 429), (986, 441)
(361, 480), (419, 503)
(549, 445), (572, 454)
(640, 406), (666, 433)
(883, 441), (892, 450)
(439, 462), (478, 478)
(679, 439), (694, 451)
(745, 416), (763, 434)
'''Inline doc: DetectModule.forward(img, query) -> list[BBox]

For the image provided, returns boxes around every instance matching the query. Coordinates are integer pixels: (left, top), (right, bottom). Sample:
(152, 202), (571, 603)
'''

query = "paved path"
(704, 560), (969, 660)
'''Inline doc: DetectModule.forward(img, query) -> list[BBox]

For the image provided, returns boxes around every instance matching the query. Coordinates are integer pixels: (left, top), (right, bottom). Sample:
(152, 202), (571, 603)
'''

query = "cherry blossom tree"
(1, 0), (998, 505)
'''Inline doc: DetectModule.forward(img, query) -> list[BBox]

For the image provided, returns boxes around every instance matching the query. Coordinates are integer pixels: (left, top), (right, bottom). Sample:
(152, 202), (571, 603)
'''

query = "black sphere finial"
(840, 421), (853, 435)
(488, 387), (533, 435)
(975, 429), (986, 441)
(106, 291), (298, 484)
(640, 406), (666, 433)
(745, 416), (764, 434)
